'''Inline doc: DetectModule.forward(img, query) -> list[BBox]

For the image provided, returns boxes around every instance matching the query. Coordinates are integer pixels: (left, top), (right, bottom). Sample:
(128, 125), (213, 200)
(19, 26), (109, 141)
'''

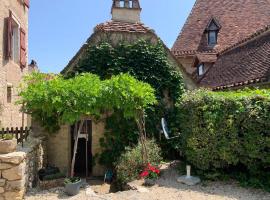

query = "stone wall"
(0, 137), (46, 200)
(0, 0), (29, 128)
(0, 151), (26, 200)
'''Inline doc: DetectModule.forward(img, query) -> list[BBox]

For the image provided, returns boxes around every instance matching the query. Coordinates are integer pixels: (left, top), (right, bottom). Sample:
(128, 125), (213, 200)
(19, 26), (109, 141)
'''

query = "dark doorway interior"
(71, 120), (92, 177)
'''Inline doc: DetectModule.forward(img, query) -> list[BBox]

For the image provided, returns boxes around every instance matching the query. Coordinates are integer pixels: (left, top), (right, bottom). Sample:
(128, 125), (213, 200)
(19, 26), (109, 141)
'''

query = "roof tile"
(172, 0), (270, 56)
(95, 21), (153, 34)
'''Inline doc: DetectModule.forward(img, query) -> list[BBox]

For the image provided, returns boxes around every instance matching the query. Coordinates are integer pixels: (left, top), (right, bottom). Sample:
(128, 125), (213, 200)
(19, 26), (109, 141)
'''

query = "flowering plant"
(139, 163), (160, 180)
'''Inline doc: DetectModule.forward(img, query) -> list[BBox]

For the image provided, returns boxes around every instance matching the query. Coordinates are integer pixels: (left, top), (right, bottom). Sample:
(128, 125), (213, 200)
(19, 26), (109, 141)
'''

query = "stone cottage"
(172, 0), (270, 90)
(0, 0), (31, 127)
(45, 0), (195, 177)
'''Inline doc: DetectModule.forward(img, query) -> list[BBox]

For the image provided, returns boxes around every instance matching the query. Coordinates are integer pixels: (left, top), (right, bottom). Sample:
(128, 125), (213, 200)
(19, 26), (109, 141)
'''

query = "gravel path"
(25, 163), (270, 200)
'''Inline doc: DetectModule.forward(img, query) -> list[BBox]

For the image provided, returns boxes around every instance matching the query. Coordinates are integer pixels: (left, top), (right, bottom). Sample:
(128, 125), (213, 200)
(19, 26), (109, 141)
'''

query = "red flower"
(140, 171), (149, 178)
(147, 163), (156, 172)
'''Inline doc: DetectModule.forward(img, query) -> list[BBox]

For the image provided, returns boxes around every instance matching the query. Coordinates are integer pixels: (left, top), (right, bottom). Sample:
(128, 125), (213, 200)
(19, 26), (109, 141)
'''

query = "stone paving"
(25, 163), (270, 200)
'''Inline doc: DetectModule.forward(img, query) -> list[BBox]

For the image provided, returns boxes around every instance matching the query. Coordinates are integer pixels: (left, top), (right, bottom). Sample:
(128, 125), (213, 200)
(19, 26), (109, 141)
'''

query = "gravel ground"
(25, 163), (270, 200)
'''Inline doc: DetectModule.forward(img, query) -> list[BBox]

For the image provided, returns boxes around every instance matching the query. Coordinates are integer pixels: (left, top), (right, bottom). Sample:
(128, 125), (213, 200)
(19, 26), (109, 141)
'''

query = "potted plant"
(140, 163), (160, 186)
(0, 134), (17, 154)
(64, 177), (82, 196)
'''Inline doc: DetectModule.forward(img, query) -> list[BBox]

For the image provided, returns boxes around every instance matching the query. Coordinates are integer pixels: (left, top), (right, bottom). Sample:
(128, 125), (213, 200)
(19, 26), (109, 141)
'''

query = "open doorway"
(71, 120), (92, 177)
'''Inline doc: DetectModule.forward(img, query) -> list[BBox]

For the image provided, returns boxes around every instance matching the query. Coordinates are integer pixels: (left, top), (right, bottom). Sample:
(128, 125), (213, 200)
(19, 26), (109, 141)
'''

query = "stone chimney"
(111, 0), (141, 23)
(28, 60), (39, 73)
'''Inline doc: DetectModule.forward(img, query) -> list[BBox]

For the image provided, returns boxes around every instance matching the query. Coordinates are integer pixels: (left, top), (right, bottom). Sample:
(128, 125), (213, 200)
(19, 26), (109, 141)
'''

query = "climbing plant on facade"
(65, 40), (185, 165)
(18, 72), (157, 176)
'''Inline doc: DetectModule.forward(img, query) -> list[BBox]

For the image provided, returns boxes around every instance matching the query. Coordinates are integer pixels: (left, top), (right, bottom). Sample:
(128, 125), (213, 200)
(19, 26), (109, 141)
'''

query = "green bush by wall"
(175, 89), (270, 190)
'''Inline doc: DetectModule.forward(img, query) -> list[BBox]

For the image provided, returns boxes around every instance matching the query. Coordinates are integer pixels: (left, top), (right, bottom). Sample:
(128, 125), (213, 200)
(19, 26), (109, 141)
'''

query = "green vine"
(65, 40), (185, 166)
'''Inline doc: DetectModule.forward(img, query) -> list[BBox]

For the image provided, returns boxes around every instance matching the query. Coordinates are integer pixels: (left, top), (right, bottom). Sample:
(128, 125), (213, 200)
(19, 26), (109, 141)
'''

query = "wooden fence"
(0, 127), (31, 147)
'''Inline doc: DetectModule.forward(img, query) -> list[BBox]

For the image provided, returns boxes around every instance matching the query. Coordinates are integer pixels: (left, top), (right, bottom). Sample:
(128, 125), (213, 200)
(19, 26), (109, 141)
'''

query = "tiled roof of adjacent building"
(199, 26), (270, 90)
(172, 0), (270, 56)
(94, 21), (154, 34)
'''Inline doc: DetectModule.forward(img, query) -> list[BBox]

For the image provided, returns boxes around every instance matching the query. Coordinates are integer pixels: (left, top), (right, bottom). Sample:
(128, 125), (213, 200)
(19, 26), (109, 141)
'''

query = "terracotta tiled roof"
(94, 21), (154, 33)
(172, 0), (270, 56)
(199, 28), (270, 89)
(196, 53), (217, 63)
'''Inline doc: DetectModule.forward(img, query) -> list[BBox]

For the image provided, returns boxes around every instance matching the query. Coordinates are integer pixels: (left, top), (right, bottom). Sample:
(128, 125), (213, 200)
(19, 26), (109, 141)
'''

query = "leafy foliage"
(175, 89), (270, 191)
(65, 40), (185, 165)
(115, 139), (162, 186)
(18, 72), (156, 133)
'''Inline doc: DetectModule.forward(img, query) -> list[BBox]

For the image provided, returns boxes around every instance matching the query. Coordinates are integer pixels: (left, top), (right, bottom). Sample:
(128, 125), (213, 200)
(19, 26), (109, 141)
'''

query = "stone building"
(46, 0), (196, 177)
(172, 0), (270, 90)
(0, 0), (30, 127)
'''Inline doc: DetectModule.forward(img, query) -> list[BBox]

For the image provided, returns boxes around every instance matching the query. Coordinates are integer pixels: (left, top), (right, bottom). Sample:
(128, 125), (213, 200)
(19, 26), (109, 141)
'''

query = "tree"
(18, 72), (156, 176)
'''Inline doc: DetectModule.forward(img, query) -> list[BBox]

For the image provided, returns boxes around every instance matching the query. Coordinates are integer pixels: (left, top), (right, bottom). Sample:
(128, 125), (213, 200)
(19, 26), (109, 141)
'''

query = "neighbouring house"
(44, 0), (196, 177)
(172, 0), (270, 90)
(0, 0), (31, 127)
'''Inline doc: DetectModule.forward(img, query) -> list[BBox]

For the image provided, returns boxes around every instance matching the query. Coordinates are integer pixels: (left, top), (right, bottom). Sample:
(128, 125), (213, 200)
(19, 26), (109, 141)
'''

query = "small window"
(120, 1), (125, 7)
(7, 86), (12, 103)
(208, 31), (217, 45)
(129, 0), (133, 8)
(198, 63), (205, 76)
(206, 18), (221, 46)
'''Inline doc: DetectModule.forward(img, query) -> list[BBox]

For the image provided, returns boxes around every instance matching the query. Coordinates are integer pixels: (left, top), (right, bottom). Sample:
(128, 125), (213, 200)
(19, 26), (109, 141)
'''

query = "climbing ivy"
(65, 40), (185, 166)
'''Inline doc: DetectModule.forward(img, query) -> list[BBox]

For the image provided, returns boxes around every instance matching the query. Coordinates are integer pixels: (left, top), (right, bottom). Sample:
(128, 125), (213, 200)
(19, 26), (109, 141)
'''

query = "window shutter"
(20, 28), (27, 68)
(6, 11), (13, 59)
(24, 0), (30, 8)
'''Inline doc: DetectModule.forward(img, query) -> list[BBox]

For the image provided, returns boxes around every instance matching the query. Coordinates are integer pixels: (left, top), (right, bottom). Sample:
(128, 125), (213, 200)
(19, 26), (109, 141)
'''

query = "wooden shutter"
(24, 0), (30, 8)
(20, 28), (27, 68)
(6, 11), (13, 59)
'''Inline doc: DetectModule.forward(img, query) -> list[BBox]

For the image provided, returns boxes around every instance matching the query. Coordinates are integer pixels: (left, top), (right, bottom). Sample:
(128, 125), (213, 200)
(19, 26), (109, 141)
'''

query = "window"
(208, 31), (217, 45)
(120, 1), (124, 7)
(206, 18), (221, 46)
(6, 11), (27, 68)
(11, 20), (20, 63)
(129, 0), (133, 8)
(198, 63), (205, 76)
(7, 86), (12, 103)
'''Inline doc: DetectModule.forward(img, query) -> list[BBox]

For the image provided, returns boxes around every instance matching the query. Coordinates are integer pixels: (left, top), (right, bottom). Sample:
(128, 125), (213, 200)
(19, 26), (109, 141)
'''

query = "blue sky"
(29, 1), (196, 73)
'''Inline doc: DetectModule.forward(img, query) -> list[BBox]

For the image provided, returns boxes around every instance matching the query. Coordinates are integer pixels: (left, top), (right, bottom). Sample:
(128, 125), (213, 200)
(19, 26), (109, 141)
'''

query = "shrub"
(175, 89), (270, 190)
(115, 139), (162, 186)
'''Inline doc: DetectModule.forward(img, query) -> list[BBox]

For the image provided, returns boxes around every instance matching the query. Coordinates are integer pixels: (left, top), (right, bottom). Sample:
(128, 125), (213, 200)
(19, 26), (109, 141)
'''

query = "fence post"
(20, 127), (23, 147)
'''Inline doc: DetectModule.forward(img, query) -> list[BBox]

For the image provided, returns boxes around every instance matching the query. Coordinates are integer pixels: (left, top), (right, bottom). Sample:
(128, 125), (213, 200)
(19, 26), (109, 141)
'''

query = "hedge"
(175, 89), (270, 189)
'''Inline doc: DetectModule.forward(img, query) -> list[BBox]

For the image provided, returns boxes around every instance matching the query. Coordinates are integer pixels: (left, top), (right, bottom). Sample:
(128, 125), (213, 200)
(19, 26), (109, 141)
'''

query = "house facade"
(0, 0), (30, 127)
(172, 0), (270, 90)
(45, 0), (196, 177)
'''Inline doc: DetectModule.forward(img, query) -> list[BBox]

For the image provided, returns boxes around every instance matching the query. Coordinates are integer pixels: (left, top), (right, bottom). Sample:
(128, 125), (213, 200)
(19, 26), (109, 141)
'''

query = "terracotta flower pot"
(0, 139), (17, 154)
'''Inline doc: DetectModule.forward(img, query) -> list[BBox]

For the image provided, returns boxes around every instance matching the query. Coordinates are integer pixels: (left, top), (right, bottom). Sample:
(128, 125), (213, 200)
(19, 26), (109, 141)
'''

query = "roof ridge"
(220, 24), (270, 55)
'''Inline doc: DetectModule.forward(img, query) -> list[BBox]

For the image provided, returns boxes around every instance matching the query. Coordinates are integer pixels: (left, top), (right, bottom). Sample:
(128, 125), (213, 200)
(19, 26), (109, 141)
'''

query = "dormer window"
(197, 63), (205, 76)
(208, 31), (217, 45)
(206, 18), (221, 46)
